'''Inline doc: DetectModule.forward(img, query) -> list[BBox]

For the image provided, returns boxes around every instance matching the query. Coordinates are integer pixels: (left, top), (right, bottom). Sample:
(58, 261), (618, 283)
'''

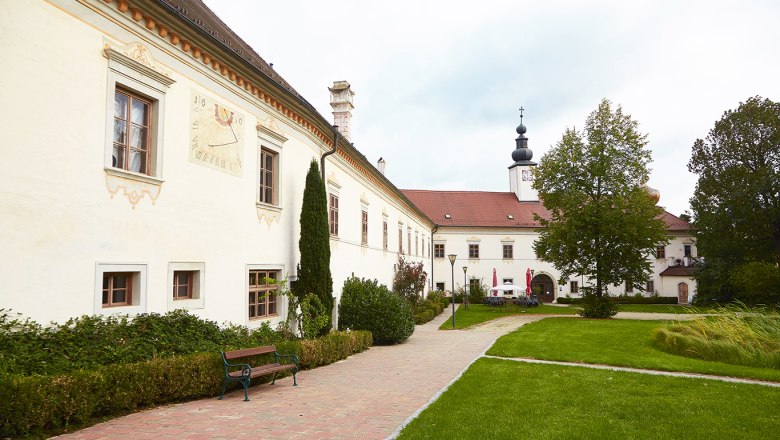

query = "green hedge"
(557, 296), (678, 305)
(0, 331), (371, 438)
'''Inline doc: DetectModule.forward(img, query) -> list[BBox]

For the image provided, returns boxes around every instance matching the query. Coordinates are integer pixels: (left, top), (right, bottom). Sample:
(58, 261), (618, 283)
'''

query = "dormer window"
(507, 214), (514, 220)
(444, 214), (451, 219)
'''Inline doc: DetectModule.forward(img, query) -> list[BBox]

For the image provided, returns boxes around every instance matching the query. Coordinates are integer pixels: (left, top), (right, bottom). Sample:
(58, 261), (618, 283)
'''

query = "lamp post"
(448, 254), (457, 328)
(462, 266), (468, 310)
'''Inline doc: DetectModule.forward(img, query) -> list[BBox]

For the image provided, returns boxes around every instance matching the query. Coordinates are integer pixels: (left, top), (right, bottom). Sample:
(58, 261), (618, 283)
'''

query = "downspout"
(431, 225), (438, 291)
(321, 125), (339, 180)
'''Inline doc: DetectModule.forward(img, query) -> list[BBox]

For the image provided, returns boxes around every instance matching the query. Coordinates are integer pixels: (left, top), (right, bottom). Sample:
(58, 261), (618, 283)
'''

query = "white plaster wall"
(432, 228), (698, 301)
(0, 0), (432, 327)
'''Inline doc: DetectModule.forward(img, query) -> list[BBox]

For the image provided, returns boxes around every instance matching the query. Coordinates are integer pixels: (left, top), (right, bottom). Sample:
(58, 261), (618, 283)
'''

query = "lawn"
(617, 304), (704, 313)
(438, 304), (580, 330)
(398, 358), (780, 440)
(487, 318), (780, 382)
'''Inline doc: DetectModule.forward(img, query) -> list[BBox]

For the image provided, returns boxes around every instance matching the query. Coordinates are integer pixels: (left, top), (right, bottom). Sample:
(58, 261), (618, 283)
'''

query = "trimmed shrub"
(414, 309), (435, 325)
(0, 309), (284, 376)
(579, 294), (619, 318)
(339, 277), (415, 345)
(0, 330), (371, 438)
(557, 296), (678, 305)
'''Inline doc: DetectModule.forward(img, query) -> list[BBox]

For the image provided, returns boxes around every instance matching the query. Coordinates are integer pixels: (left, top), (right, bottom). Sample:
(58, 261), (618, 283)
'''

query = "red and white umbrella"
(525, 268), (532, 297)
(492, 268), (498, 296)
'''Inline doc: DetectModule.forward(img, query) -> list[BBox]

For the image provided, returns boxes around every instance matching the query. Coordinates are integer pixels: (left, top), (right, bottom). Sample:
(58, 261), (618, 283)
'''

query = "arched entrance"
(678, 282), (689, 304)
(531, 273), (555, 303)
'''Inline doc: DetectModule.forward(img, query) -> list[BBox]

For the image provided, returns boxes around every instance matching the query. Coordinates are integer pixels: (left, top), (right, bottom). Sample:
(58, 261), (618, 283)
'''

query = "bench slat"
(223, 345), (277, 359)
(226, 363), (296, 379)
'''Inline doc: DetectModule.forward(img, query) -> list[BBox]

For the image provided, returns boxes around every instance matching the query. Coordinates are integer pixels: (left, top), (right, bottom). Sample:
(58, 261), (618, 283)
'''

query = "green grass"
(398, 358), (780, 440)
(487, 318), (780, 382)
(438, 304), (580, 330)
(617, 304), (704, 313)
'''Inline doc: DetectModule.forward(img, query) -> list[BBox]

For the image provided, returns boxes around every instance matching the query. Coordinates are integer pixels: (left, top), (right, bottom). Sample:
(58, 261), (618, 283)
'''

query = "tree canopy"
(688, 96), (780, 303)
(532, 99), (668, 301)
(295, 160), (333, 332)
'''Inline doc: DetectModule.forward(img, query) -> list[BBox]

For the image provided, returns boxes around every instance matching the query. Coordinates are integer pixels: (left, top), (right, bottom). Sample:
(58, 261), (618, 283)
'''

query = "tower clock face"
(189, 90), (245, 176)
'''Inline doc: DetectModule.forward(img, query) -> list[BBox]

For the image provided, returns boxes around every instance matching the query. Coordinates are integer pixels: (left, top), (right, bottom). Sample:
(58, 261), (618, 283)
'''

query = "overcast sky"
(204, 0), (779, 217)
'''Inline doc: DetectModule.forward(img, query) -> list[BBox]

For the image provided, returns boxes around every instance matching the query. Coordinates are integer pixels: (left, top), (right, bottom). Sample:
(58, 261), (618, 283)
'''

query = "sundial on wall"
(190, 90), (244, 176)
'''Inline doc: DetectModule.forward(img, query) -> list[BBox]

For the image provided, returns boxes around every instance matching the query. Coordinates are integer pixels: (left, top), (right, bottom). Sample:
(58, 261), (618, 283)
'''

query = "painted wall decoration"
(190, 90), (245, 176)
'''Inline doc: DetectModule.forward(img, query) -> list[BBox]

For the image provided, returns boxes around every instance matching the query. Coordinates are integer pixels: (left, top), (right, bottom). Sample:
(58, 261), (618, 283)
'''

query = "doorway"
(531, 274), (555, 303)
(678, 282), (689, 304)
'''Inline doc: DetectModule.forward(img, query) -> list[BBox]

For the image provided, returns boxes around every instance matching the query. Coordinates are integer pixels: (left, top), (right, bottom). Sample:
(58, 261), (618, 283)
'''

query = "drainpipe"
(431, 225), (438, 292)
(321, 125), (339, 181)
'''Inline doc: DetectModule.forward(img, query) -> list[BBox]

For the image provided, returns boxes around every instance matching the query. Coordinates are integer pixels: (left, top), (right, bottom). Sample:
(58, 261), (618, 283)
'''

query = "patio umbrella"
(525, 268), (532, 297)
(492, 268), (498, 296)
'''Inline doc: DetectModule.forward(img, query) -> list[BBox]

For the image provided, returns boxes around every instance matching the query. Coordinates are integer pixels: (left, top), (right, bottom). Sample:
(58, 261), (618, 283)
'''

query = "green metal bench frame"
(219, 345), (299, 401)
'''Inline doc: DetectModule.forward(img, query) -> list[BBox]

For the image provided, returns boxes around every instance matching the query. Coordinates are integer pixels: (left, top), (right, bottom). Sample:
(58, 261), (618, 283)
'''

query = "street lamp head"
(462, 266), (467, 274)
(448, 254), (457, 266)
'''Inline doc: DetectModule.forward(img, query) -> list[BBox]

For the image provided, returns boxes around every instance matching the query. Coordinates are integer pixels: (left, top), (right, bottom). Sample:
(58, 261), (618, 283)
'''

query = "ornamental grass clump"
(653, 303), (780, 369)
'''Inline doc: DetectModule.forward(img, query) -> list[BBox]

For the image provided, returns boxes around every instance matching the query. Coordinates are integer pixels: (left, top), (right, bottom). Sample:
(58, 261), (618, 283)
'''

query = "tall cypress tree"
(295, 160), (333, 332)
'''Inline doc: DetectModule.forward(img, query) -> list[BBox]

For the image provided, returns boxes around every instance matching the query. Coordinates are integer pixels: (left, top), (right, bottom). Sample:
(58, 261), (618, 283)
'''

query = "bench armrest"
(223, 361), (252, 377)
(275, 353), (300, 366)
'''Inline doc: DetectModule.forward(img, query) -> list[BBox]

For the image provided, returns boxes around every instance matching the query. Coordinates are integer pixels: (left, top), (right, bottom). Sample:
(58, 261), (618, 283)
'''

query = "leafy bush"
(0, 330), (371, 438)
(0, 309), (284, 376)
(653, 303), (780, 368)
(393, 255), (428, 309)
(579, 293), (619, 318)
(729, 262), (780, 305)
(414, 309), (435, 325)
(558, 295), (677, 305)
(339, 276), (414, 345)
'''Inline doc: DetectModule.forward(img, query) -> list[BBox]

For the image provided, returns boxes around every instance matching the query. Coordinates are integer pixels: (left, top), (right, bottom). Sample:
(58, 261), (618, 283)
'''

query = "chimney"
(329, 81), (354, 141)
(377, 157), (386, 175)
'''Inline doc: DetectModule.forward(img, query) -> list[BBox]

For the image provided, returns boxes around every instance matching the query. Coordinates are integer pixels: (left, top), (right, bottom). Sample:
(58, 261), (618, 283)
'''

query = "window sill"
(105, 167), (164, 185)
(256, 202), (282, 212)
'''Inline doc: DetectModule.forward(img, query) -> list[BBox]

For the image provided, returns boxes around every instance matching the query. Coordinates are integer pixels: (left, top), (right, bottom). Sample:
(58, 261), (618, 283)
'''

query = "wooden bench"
(219, 345), (299, 401)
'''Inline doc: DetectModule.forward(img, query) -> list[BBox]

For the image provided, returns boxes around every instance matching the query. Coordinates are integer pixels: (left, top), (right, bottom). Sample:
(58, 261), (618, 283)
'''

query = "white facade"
(431, 229), (697, 302)
(0, 0), (431, 326)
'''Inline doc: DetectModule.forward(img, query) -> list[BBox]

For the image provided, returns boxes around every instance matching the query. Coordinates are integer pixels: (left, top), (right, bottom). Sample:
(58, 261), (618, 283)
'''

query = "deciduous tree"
(532, 99), (668, 316)
(688, 96), (780, 303)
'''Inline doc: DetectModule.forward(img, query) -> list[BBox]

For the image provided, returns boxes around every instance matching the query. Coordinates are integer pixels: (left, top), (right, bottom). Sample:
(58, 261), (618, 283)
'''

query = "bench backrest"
(223, 345), (276, 360)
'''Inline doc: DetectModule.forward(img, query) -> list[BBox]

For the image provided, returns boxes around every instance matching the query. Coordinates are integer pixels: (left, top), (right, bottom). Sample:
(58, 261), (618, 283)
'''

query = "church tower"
(508, 108), (538, 201)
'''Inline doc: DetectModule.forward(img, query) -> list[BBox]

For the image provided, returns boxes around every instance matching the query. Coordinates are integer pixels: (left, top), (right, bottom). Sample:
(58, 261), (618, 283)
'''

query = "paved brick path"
(58, 309), (538, 440)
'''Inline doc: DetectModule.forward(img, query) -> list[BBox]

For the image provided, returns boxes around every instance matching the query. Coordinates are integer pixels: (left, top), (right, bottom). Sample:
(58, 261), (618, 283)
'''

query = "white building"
(0, 0), (431, 326)
(0, 0), (696, 330)
(404, 119), (698, 303)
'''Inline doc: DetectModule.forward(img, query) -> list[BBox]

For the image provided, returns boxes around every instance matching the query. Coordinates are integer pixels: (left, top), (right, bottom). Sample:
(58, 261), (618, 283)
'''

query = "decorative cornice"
(99, 0), (333, 148)
(256, 116), (287, 144)
(103, 40), (174, 87)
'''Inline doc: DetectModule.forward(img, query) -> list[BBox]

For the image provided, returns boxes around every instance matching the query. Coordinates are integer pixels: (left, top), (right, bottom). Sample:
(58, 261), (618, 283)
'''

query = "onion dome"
(645, 185), (661, 204)
(510, 107), (536, 165)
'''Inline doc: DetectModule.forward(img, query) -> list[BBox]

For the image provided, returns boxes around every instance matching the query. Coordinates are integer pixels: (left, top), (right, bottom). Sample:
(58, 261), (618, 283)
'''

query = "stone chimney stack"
(329, 81), (354, 141)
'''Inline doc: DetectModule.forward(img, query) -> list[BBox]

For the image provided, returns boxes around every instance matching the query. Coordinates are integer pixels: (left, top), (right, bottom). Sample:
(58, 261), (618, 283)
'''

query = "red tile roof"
(401, 190), (549, 228)
(402, 189), (693, 231)
(660, 266), (698, 277)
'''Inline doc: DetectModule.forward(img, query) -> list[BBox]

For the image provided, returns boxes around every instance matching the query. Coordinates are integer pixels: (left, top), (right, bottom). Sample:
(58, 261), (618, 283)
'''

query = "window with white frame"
(168, 262), (205, 310)
(248, 269), (279, 319)
(329, 194), (339, 236)
(95, 263), (147, 315)
(383, 219), (388, 250)
(103, 44), (173, 181)
(361, 210), (368, 245)
(503, 244), (513, 259)
(258, 148), (278, 205)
